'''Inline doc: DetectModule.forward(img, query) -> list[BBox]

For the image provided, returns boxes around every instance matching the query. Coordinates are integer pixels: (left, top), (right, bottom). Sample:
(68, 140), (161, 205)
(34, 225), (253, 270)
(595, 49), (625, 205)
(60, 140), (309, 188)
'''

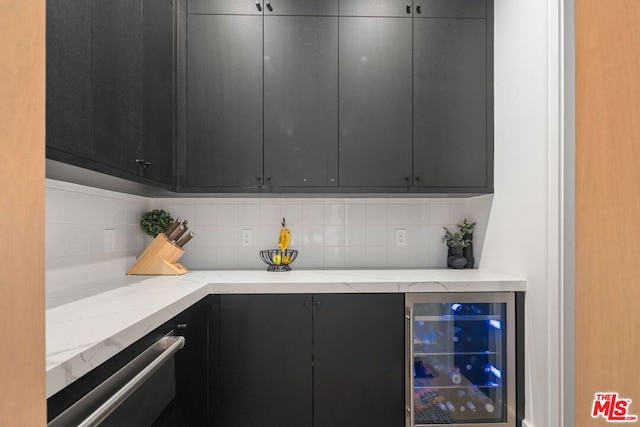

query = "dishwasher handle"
(78, 335), (185, 427)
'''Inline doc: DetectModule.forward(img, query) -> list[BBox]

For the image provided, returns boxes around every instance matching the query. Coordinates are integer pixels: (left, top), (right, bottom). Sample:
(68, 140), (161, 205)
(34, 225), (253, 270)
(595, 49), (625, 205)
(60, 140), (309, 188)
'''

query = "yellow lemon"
(282, 255), (291, 264)
(272, 254), (282, 265)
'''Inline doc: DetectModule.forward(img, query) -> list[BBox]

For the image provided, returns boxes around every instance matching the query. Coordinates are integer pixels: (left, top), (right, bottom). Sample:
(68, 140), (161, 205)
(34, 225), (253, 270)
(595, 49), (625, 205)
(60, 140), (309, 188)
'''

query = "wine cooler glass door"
(407, 293), (515, 427)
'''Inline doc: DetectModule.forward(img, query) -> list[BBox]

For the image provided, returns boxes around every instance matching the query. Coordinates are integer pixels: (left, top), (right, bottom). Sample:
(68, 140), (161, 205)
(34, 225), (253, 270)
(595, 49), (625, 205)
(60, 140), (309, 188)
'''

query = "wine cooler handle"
(405, 307), (414, 426)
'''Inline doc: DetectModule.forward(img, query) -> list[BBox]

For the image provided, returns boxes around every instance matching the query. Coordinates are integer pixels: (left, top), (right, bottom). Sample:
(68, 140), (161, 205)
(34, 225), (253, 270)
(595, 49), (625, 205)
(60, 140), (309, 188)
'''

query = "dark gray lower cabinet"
(186, 14), (263, 189)
(211, 293), (405, 427)
(339, 17), (413, 188)
(174, 297), (210, 426)
(413, 17), (490, 190)
(313, 293), (405, 427)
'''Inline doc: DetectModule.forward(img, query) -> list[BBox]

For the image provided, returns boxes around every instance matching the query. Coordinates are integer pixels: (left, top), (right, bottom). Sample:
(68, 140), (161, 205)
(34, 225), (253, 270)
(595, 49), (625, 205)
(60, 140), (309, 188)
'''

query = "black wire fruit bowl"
(259, 249), (298, 272)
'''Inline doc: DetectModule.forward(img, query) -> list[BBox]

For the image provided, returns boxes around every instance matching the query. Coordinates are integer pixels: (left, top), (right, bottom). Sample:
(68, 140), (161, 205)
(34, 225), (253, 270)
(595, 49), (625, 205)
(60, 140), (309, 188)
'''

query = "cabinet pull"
(406, 4), (411, 14)
(414, 175), (421, 181)
(255, 176), (262, 181)
(315, 300), (321, 308)
(255, 1), (262, 11)
(303, 300), (309, 307)
(176, 324), (187, 331)
(416, 4), (422, 14)
(266, 1), (272, 11)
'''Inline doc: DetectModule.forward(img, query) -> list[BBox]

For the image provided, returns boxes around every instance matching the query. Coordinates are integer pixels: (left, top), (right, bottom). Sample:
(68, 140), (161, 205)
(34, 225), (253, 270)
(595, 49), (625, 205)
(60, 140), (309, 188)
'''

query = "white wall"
(486, 0), (560, 426)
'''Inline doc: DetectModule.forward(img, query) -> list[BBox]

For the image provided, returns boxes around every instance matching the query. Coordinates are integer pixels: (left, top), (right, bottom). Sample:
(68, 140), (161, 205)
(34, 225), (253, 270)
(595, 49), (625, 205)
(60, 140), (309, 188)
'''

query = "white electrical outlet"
(104, 229), (116, 252)
(241, 229), (253, 247)
(395, 229), (406, 247)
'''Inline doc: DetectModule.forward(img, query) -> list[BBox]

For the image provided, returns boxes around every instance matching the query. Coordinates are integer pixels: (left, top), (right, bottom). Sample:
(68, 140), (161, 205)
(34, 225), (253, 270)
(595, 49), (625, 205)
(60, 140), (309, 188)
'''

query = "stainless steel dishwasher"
(48, 334), (185, 427)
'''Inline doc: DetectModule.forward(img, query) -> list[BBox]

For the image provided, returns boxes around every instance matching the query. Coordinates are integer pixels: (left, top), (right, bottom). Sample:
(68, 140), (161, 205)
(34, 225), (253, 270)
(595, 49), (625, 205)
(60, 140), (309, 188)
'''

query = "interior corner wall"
(480, 0), (557, 426)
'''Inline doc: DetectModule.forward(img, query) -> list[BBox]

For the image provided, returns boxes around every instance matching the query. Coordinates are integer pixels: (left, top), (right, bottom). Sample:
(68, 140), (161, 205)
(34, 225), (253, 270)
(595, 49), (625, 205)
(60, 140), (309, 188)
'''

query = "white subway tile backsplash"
(366, 203), (387, 225)
(323, 247), (345, 268)
(194, 204), (217, 226)
(344, 247), (366, 267)
(280, 204), (302, 226)
(387, 204), (409, 225)
(237, 204), (260, 226)
(300, 247), (324, 268)
(345, 204), (366, 225)
(408, 203), (429, 225)
(345, 226), (367, 247)
(259, 203), (281, 226)
(366, 225), (387, 246)
(429, 203), (450, 224)
(302, 204), (324, 225)
(366, 247), (387, 268)
(216, 204), (239, 226)
(324, 204), (345, 225)
(324, 225), (345, 246)
(302, 225), (324, 247)
(46, 179), (486, 291)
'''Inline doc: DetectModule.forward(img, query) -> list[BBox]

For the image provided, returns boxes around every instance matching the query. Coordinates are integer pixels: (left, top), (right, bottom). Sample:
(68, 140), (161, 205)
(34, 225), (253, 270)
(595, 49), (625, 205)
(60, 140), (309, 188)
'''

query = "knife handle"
(171, 225), (189, 243)
(165, 218), (181, 237)
(167, 224), (185, 241)
(176, 231), (194, 248)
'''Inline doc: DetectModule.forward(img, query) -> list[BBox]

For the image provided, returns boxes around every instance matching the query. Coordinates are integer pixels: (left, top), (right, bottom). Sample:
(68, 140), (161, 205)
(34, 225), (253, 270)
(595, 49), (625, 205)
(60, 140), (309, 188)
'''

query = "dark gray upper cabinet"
(413, 18), (489, 189)
(188, 0), (338, 16)
(187, 0), (262, 15)
(264, 0), (339, 16)
(186, 14), (263, 188)
(339, 17), (413, 187)
(46, 0), (92, 159)
(92, 0), (144, 175)
(46, 0), (175, 187)
(142, 0), (175, 185)
(264, 16), (338, 188)
(414, 0), (487, 18)
(340, 0), (411, 17)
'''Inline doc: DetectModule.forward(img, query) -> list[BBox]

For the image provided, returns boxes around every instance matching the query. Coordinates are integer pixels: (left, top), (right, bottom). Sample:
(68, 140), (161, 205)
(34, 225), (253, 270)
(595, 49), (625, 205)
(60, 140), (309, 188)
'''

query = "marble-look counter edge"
(46, 269), (526, 398)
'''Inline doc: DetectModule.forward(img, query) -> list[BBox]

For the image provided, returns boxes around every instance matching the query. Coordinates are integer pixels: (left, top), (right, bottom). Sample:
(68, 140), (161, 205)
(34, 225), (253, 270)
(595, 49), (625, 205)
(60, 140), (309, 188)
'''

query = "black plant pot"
(463, 233), (475, 268)
(447, 246), (467, 269)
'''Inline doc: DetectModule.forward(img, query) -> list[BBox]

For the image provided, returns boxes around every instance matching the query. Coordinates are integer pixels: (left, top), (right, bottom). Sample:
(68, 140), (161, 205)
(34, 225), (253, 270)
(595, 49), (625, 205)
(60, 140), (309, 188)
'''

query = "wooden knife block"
(127, 233), (188, 275)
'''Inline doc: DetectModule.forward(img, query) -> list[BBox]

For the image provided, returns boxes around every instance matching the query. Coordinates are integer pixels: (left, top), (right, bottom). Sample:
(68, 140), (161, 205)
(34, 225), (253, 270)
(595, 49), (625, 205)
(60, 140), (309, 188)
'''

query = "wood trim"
(0, 0), (46, 425)
(576, 0), (640, 424)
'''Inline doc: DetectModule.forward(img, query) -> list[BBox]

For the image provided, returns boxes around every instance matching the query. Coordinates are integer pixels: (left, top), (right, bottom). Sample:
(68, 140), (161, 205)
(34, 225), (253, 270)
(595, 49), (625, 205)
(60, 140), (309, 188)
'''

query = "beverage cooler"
(406, 293), (516, 427)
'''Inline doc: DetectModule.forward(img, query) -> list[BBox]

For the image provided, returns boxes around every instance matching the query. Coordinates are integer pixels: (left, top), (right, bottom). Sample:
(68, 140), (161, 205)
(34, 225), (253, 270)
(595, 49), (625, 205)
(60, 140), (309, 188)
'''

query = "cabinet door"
(216, 295), (313, 427)
(340, 0), (410, 17)
(339, 17), (412, 187)
(313, 294), (405, 427)
(46, 0), (92, 159)
(264, 0), (338, 16)
(142, 0), (174, 185)
(187, 0), (263, 15)
(413, 18), (488, 189)
(186, 15), (263, 188)
(264, 16), (338, 187)
(92, 0), (143, 174)
(174, 297), (209, 426)
(413, 0), (486, 18)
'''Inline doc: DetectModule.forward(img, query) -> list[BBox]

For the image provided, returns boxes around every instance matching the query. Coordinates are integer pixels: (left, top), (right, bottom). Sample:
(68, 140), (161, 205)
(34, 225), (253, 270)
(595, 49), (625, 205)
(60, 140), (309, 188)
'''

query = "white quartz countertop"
(45, 269), (525, 398)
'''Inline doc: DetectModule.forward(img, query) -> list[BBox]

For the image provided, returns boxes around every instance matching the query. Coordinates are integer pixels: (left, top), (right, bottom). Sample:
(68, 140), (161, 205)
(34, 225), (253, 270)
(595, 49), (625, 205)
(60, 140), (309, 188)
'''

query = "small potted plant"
(442, 227), (470, 269)
(457, 219), (476, 268)
(140, 209), (174, 238)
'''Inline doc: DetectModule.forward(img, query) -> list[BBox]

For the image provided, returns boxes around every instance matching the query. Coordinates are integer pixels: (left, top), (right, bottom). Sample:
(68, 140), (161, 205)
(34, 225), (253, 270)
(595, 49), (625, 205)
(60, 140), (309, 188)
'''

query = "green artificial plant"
(140, 209), (174, 237)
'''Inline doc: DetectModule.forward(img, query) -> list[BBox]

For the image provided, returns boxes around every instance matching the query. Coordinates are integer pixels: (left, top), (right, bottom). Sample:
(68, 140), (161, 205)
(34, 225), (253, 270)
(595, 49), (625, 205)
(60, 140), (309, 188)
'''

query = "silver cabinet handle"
(78, 336), (185, 427)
